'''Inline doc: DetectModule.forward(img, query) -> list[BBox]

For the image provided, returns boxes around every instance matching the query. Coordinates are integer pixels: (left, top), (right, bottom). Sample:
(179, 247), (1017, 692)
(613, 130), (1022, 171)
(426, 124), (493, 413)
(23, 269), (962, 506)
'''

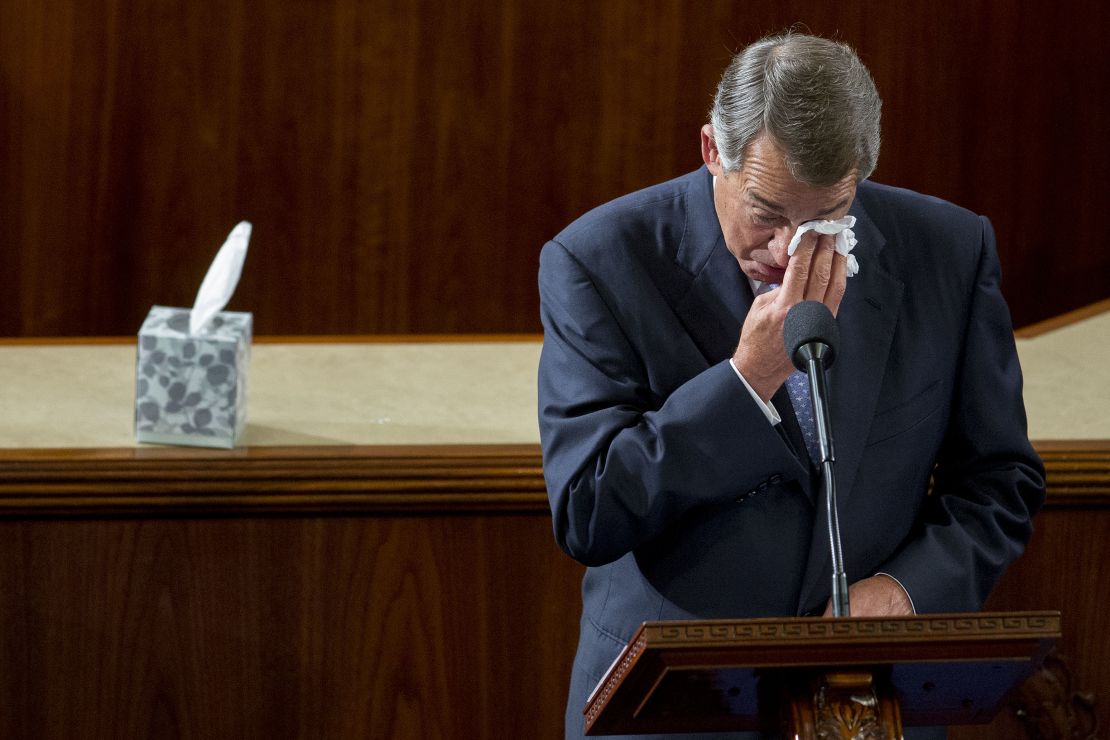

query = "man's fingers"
(779, 230), (818, 304)
(824, 251), (848, 316)
(804, 234), (836, 302)
(781, 231), (850, 314)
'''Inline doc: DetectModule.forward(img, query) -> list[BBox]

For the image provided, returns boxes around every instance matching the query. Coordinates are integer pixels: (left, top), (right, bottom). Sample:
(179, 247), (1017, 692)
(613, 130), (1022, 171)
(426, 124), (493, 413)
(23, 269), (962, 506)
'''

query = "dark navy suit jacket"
(537, 166), (1045, 739)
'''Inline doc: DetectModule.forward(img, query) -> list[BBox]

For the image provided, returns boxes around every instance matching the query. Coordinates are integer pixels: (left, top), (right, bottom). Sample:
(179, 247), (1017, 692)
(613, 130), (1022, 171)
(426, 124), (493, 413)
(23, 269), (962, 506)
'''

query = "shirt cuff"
(875, 572), (917, 614)
(729, 358), (781, 425)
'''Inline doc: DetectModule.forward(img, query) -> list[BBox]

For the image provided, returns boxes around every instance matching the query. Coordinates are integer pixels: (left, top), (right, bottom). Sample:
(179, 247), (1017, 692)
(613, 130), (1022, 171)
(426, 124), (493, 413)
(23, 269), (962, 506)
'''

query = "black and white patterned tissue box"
(135, 305), (252, 448)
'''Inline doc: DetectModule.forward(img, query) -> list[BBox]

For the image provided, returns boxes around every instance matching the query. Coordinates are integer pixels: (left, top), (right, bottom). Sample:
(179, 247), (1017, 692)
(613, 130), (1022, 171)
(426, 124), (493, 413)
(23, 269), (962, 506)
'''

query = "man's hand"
(822, 574), (914, 617)
(732, 230), (847, 401)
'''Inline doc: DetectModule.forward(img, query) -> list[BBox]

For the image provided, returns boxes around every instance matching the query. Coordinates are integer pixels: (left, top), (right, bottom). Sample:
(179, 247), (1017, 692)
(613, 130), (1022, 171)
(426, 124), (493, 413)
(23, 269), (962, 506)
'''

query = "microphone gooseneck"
(784, 301), (850, 618)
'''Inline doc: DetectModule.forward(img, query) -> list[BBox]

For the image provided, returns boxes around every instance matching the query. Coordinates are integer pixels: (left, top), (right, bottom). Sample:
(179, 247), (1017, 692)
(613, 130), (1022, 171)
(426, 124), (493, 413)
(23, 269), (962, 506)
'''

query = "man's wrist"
(730, 353), (777, 402)
(729, 359), (781, 425)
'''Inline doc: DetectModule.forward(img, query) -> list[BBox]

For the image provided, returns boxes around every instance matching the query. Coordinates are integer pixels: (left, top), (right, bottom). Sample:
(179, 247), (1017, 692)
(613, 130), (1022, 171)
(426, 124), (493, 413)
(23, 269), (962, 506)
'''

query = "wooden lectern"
(584, 611), (1060, 738)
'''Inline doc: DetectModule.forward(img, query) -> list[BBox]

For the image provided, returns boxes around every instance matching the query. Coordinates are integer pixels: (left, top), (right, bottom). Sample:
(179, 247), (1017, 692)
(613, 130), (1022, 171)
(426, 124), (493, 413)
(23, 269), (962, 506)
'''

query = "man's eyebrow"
(749, 193), (784, 212)
(815, 198), (851, 217)
(749, 193), (852, 218)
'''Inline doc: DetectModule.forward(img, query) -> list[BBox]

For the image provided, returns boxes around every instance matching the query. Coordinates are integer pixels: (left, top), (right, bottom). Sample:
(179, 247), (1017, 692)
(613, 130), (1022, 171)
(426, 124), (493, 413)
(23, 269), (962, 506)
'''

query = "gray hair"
(709, 33), (882, 185)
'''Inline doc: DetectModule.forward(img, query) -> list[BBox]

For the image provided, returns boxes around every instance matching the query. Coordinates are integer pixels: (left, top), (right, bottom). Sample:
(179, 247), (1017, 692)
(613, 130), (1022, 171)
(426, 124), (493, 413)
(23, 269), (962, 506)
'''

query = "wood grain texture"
(0, 443), (1105, 738)
(2, 1), (1108, 337)
(0, 514), (583, 740)
(971, 506), (1110, 737)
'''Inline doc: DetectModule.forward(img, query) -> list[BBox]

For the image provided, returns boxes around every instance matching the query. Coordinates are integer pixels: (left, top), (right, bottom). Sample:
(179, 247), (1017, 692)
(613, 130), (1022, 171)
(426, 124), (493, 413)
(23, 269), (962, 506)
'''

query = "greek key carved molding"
(651, 613), (1060, 645)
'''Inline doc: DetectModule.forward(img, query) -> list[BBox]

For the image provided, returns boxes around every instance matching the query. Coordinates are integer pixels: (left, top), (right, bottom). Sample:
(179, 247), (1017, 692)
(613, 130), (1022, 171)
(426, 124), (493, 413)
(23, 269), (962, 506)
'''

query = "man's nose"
(768, 226), (794, 267)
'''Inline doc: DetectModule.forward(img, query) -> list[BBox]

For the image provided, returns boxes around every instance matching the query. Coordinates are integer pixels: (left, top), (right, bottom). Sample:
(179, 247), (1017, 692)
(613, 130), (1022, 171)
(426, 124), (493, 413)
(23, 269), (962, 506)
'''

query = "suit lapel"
(671, 169), (753, 364)
(796, 197), (905, 614)
(671, 167), (813, 493)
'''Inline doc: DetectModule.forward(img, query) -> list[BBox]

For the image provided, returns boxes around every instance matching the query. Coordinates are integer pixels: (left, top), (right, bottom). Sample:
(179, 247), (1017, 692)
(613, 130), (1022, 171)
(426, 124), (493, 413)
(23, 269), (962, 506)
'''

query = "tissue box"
(135, 305), (252, 448)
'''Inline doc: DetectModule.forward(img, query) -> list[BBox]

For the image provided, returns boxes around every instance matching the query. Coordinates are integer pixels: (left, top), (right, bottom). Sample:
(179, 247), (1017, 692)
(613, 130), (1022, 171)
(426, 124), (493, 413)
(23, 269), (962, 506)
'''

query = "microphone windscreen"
(784, 301), (840, 371)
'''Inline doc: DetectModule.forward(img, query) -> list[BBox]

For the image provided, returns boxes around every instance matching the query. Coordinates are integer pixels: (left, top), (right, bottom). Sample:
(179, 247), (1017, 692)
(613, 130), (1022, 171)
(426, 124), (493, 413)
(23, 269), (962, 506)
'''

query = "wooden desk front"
(0, 331), (1107, 739)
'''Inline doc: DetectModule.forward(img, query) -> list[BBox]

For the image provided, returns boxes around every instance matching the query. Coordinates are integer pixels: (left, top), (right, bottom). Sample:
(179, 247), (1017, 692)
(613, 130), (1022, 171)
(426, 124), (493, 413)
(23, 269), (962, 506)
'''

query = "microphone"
(784, 301), (850, 617)
(784, 301), (840, 464)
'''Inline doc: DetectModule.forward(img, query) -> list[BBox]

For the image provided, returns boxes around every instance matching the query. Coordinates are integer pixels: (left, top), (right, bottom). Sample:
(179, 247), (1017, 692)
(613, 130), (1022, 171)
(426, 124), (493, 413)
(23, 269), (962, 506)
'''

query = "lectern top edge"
(584, 611), (1061, 736)
(637, 611), (1060, 644)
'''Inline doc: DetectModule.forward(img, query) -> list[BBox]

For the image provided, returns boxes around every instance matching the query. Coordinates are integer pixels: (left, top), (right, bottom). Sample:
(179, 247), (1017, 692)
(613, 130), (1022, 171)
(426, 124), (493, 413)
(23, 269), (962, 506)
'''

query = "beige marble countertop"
(0, 341), (543, 448)
(0, 313), (1106, 449)
(1015, 309), (1110, 441)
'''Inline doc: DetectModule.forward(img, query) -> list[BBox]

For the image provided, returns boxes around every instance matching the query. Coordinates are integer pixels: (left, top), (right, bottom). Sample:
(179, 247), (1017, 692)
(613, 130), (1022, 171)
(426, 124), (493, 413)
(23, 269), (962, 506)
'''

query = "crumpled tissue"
(786, 216), (859, 277)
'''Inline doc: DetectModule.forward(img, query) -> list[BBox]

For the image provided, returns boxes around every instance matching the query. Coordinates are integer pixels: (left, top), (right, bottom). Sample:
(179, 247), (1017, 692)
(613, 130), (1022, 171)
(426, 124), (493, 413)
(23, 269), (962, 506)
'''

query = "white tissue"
(190, 221), (252, 335)
(785, 216), (859, 277)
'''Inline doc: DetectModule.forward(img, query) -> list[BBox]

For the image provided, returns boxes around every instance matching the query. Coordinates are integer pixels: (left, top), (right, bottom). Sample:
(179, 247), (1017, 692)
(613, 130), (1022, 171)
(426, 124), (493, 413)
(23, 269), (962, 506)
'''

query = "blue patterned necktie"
(765, 284), (821, 464)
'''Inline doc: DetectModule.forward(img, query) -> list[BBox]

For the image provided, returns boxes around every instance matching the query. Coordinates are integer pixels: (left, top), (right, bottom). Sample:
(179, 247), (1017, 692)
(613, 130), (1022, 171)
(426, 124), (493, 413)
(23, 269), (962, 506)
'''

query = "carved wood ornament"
(787, 671), (902, 740)
(1011, 651), (1099, 740)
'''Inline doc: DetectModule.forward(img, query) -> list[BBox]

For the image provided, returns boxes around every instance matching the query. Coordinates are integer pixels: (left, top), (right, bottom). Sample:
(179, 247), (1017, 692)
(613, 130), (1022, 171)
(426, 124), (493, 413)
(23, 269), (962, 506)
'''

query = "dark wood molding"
(1035, 443), (1110, 507)
(0, 445), (546, 517)
(0, 442), (1107, 517)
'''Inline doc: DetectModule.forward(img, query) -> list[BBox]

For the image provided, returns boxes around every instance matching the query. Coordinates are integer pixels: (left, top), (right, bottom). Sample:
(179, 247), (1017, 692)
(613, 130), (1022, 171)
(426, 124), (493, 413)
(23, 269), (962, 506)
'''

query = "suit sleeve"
(537, 239), (806, 567)
(878, 216), (1046, 613)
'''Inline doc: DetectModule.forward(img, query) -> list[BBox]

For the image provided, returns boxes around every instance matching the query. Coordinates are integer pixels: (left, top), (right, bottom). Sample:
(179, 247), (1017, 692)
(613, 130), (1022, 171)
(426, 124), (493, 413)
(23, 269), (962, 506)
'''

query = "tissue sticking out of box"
(191, 221), (251, 335)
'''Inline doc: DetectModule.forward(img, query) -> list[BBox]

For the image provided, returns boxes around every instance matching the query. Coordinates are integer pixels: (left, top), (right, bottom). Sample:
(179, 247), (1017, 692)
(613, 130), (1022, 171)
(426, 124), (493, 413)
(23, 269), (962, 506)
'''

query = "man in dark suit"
(537, 33), (1045, 739)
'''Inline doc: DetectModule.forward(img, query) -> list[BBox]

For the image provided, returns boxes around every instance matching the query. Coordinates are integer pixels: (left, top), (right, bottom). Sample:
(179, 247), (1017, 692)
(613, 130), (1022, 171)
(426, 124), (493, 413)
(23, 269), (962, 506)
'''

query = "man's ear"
(700, 124), (724, 176)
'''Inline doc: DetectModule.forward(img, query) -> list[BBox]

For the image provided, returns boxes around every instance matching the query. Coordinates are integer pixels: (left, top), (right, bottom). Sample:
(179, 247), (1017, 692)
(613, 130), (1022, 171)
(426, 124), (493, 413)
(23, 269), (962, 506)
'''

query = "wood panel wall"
(0, 515), (581, 739)
(2, 1), (1108, 337)
(0, 444), (1107, 738)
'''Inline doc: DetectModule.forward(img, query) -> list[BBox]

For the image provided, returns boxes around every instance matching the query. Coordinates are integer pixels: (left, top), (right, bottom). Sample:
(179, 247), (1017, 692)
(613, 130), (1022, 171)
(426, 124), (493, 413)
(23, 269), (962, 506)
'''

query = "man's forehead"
(746, 187), (854, 218)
